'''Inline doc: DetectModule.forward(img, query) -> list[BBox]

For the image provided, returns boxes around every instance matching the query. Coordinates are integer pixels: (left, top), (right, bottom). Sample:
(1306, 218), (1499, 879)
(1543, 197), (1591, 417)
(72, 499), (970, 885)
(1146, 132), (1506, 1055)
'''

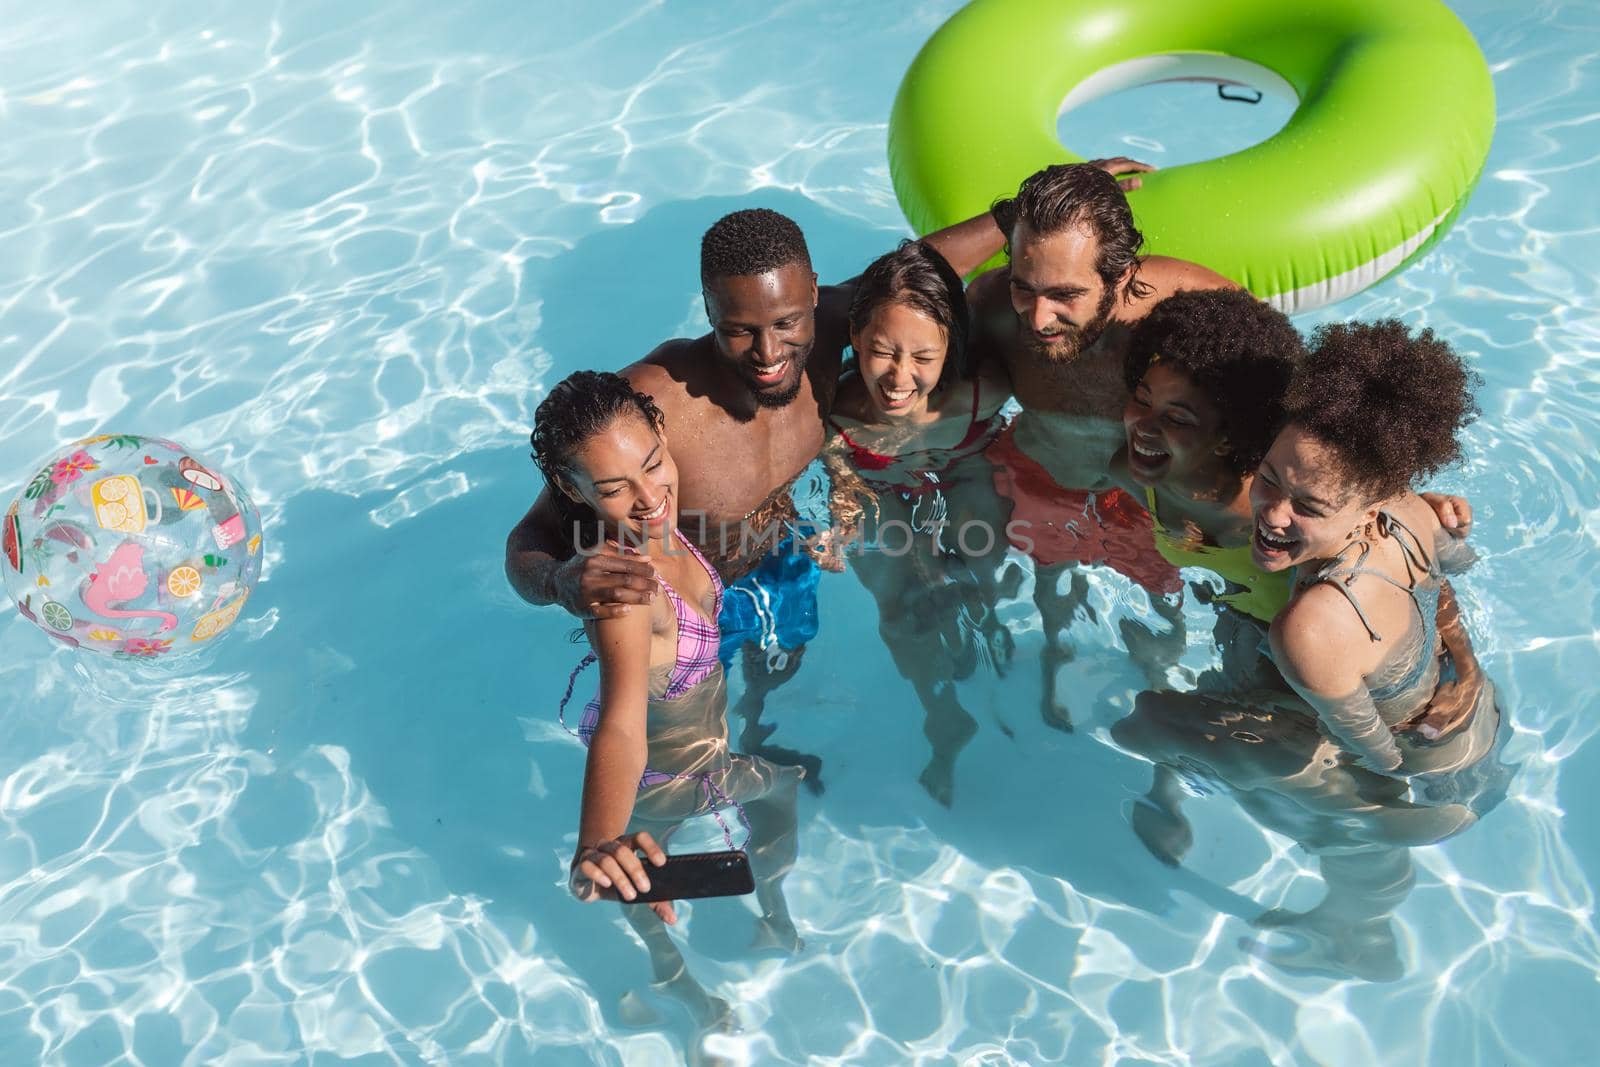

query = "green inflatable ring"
(888, 0), (1495, 312)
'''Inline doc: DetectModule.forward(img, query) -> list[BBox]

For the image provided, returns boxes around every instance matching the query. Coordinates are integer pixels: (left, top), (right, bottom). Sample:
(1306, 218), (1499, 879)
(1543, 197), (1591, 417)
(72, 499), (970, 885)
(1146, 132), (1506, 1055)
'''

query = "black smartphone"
(631, 850), (754, 903)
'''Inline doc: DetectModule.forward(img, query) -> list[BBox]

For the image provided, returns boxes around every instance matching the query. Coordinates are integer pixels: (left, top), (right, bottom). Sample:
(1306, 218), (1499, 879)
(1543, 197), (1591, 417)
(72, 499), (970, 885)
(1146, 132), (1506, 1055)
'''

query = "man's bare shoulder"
(967, 265), (1018, 350)
(967, 265), (1012, 311)
(1128, 256), (1241, 316)
(973, 362), (1014, 416)
(506, 496), (548, 553)
(626, 337), (699, 377)
(818, 281), (855, 314)
(620, 337), (711, 404)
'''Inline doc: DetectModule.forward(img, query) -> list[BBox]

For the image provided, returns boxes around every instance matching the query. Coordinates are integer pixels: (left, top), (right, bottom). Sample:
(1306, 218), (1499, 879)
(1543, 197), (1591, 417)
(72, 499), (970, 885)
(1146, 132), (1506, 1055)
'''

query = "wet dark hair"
(847, 240), (970, 387)
(992, 163), (1152, 301)
(530, 370), (666, 549)
(1282, 320), (1480, 502)
(699, 208), (812, 286)
(1124, 289), (1305, 474)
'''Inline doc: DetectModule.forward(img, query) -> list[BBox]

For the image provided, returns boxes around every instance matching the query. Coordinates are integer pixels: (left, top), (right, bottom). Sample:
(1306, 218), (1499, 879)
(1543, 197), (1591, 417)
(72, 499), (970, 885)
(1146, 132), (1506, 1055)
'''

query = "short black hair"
(700, 208), (812, 286)
(1283, 320), (1481, 501)
(847, 240), (970, 388)
(1125, 289), (1305, 474)
(993, 163), (1151, 299)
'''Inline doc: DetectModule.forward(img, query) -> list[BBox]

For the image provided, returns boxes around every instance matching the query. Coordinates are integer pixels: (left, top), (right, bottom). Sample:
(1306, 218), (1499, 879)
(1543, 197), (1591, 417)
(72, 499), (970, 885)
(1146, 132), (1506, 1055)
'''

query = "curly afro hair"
(1283, 320), (1481, 502)
(530, 370), (666, 548)
(699, 208), (812, 286)
(1124, 288), (1306, 474)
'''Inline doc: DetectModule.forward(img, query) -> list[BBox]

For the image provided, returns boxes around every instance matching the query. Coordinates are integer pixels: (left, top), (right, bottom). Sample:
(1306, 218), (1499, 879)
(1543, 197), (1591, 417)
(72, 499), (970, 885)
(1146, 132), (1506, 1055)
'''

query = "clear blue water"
(1, 1), (1597, 1063)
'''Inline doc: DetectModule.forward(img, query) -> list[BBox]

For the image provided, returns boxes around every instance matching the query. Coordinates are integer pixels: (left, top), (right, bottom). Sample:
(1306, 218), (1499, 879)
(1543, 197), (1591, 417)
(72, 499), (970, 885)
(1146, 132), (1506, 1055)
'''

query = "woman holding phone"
(531, 370), (804, 1026)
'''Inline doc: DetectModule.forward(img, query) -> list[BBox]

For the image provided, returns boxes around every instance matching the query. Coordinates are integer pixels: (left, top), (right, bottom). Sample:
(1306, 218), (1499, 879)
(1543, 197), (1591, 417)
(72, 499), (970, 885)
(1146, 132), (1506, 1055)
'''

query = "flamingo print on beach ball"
(2, 435), (263, 658)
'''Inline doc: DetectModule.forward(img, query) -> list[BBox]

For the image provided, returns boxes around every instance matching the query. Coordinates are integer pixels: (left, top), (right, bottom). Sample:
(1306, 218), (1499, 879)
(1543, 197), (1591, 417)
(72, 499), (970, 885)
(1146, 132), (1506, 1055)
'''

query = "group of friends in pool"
(505, 161), (1509, 1022)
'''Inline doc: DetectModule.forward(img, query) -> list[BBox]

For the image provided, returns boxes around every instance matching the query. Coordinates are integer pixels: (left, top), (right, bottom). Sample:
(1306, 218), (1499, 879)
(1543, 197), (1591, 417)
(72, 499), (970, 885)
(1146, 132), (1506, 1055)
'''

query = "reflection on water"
(2, 0), (1600, 1064)
(0, 661), (625, 1062)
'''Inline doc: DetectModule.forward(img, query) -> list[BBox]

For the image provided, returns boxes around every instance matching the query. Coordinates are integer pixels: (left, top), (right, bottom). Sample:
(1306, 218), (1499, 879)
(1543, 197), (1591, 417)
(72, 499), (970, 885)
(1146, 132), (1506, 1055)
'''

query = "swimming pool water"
(1, 1), (1598, 1063)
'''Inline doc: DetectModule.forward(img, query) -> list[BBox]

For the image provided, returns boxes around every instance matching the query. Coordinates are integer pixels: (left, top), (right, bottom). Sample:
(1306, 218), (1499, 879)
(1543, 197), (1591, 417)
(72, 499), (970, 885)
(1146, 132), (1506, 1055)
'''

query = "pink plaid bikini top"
(635, 529), (722, 701)
(560, 528), (725, 744)
(554, 530), (750, 845)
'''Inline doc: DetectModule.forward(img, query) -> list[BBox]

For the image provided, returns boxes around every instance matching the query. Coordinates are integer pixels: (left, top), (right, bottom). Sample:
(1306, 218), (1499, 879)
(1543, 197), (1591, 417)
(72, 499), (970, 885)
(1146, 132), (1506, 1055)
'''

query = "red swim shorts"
(987, 423), (1182, 597)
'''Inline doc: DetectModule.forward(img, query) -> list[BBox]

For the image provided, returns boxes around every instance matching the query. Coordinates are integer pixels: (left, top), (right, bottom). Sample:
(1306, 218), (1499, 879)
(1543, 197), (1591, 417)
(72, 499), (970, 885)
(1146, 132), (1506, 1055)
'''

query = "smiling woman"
(530, 372), (675, 553)
(825, 240), (1007, 490)
(816, 240), (1013, 805)
(1110, 287), (1303, 624)
(1256, 321), (1491, 776)
(529, 369), (807, 1030)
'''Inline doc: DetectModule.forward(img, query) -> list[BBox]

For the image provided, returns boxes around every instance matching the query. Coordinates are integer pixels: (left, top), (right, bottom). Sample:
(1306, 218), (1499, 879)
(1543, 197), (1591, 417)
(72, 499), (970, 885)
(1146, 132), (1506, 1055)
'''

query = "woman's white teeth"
(1132, 440), (1168, 459)
(636, 496), (668, 521)
(880, 384), (914, 402)
(1255, 521), (1294, 549)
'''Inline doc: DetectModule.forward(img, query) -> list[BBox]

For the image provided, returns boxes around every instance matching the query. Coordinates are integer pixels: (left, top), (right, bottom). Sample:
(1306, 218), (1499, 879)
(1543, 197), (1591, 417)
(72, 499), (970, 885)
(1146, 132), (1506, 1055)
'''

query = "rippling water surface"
(1, 1), (1597, 1063)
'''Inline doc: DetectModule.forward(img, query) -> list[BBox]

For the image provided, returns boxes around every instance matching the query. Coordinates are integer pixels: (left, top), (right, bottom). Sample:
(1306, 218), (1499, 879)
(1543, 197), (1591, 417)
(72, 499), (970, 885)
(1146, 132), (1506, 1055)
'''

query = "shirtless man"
(968, 162), (1236, 478)
(506, 205), (1007, 778)
(506, 203), (1012, 594)
(962, 164), (1234, 727)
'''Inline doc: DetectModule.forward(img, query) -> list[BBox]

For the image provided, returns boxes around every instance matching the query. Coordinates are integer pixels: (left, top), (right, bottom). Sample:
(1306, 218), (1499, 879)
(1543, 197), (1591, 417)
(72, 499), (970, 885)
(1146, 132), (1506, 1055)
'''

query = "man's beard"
(1026, 283), (1117, 364)
(746, 355), (807, 408)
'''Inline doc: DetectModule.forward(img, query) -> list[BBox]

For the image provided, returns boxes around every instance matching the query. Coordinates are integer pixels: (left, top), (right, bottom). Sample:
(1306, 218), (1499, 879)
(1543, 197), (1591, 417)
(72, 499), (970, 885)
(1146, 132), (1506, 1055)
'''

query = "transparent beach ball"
(2, 434), (263, 658)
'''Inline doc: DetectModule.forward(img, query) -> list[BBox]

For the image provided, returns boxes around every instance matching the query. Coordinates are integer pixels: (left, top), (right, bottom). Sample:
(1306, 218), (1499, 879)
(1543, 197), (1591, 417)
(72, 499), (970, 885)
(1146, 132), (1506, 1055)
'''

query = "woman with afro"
(1253, 320), (1497, 777)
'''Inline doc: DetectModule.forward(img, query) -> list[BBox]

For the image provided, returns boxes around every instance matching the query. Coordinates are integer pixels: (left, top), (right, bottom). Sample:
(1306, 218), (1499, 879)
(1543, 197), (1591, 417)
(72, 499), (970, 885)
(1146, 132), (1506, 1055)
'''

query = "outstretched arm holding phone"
(567, 607), (679, 925)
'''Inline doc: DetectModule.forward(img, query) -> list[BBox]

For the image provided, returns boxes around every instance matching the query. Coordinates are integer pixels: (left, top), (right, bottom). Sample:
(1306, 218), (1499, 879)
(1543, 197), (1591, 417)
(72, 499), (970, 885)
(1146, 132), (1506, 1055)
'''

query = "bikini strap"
(1142, 485), (1163, 526)
(672, 527), (724, 615)
(696, 772), (752, 850)
(605, 530), (723, 607)
(1376, 509), (1434, 586)
(556, 651), (598, 737)
(833, 421), (895, 470)
(1309, 569), (1386, 643)
(673, 527), (721, 589)
(566, 531), (741, 844)
(1309, 532), (1432, 643)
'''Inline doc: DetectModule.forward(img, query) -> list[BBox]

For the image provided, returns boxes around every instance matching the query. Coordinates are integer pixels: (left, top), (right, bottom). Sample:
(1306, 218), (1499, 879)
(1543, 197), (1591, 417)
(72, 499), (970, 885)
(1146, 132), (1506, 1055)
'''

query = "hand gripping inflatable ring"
(888, 0), (1495, 313)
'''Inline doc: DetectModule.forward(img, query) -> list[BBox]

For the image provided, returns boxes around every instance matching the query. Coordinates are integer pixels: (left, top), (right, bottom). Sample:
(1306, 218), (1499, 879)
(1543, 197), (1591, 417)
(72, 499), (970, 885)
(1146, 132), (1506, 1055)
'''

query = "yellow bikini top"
(1143, 487), (1292, 623)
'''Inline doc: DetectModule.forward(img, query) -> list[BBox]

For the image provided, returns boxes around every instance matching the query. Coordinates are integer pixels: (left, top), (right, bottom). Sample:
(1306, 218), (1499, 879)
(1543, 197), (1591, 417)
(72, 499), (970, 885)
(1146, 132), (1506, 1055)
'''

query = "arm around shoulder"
(507, 489), (660, 617)
(505, 489), (574, 607)
(921, 211), (1007, 279)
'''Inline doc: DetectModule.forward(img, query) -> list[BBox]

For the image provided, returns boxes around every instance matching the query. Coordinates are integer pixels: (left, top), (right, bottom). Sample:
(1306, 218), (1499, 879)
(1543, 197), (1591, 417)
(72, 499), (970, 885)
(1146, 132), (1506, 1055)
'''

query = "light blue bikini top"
(1306, 510), (1441, 705)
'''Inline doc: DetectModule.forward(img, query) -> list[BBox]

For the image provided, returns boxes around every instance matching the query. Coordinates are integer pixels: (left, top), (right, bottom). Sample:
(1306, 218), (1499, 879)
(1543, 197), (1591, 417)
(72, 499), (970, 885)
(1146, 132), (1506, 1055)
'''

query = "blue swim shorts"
(717, 532), (820, 667)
